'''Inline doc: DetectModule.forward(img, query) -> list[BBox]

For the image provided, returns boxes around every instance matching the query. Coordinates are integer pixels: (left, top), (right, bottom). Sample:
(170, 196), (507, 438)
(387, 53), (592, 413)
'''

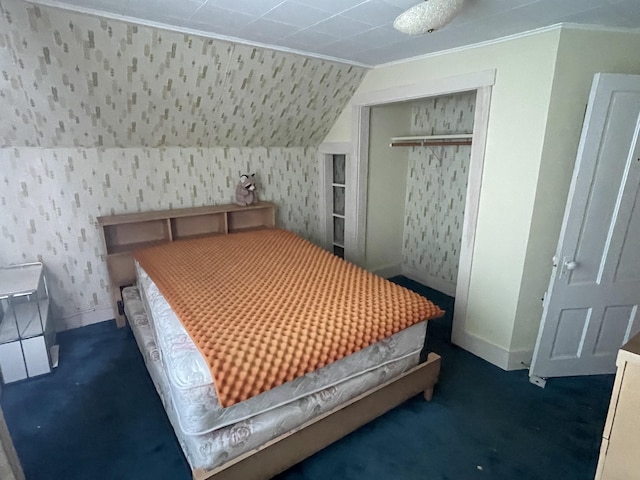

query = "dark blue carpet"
(2, 277), (614, 480)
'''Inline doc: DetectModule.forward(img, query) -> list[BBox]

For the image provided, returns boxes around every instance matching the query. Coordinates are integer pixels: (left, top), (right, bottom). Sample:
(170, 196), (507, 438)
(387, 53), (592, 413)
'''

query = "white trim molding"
(351, 70), (496, 108)
(317, 142), (352, 154)
(347, 106), (370, 266)
(317, 151), (333, 250)
(351, 70), (495, 362)
(375, 23), (640, 70)
(451, 85), (492, 353)
(455, 330), (531, 371)
(28, 0), (372, 68)
(507, 348), (534, 371)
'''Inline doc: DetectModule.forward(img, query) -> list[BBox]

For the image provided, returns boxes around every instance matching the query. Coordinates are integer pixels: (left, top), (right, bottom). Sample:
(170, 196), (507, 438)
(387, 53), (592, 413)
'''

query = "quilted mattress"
(134, 228), (443, 407)
(123, 286), (425, 471)
(136, 261), (429, 435)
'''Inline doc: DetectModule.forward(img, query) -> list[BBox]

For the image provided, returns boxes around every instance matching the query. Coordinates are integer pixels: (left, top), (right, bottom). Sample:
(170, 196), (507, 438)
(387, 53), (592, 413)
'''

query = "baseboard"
(506, 348), (534, 371)
(400, 265), (456, 297)
(370, 264), (402, 278)
(400, 265), (531, 371)
(56, 307), (114, 332)
(452, 329), (531, 371)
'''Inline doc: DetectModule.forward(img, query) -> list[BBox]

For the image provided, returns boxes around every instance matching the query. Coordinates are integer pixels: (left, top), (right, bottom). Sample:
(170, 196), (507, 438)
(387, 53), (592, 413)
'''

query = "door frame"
(349, 69), (495, 346)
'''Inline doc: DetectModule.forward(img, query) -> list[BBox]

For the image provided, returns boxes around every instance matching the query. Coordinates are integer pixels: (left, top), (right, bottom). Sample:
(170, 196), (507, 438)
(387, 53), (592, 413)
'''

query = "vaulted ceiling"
(0, 0), (367, 148)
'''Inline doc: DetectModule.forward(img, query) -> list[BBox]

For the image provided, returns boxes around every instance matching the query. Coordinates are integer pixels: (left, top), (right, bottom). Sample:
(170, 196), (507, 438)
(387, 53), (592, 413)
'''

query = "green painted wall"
(326, 25), (640, 367)
(325, 28), (561, 358)
(512, 28), (640, 352)
(365, 103), (411, 273)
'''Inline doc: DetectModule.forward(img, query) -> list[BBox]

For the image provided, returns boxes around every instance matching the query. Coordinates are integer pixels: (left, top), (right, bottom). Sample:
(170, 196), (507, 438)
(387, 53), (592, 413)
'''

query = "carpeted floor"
(1, 277), (614, 480)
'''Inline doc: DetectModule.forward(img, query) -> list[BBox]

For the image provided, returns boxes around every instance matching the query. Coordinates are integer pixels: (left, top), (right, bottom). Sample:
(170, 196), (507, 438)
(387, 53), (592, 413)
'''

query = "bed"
(98, 202), (443, 480)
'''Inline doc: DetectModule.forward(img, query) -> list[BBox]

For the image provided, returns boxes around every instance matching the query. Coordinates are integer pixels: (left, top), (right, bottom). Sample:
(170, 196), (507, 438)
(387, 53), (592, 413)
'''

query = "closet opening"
(348, 70), (494, 346)
(367, 91), (476, 296)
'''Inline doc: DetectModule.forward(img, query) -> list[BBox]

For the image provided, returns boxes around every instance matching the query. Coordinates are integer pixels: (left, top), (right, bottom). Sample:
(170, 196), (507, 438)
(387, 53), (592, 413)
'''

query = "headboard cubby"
(98, 202), (276, 326)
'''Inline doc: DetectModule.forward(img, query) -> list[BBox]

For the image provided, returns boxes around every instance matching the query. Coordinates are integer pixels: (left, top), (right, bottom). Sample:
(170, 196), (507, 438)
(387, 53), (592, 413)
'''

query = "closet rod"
(390, 140), (472, 147)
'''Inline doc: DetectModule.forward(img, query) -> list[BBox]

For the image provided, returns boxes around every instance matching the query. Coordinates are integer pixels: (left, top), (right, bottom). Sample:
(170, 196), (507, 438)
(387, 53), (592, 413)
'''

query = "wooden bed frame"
(192, 356), (440, 480)
(98, 202), (441, 480)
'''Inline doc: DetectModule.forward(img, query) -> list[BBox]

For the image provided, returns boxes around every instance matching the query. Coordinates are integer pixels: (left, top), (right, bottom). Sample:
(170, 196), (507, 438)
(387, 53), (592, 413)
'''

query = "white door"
(530, 73), (640, 384)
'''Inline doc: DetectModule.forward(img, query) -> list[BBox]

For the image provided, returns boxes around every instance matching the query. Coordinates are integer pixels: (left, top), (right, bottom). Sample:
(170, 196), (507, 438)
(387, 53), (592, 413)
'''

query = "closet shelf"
(390, 134), (472, 147)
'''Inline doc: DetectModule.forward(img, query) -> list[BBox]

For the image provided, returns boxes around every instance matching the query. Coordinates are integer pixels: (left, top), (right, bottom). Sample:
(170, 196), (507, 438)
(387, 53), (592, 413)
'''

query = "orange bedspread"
(134, 229), (443, 407)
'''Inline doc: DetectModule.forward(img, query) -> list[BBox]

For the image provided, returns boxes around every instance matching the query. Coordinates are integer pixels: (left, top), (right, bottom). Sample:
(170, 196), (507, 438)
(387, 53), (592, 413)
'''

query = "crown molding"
(559, 22), (640, 34)
(22, 1), (640, 70)
(25, 0), (373, 69)
(375, 22), (640, 69)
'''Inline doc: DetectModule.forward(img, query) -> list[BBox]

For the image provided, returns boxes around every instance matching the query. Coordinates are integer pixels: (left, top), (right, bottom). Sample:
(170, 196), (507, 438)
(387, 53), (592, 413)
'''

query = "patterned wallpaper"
(0, 147), (320, 330)
(0, 0), (367, 330)
(0, 0), (366, 148)
(403, 91), (476, 288)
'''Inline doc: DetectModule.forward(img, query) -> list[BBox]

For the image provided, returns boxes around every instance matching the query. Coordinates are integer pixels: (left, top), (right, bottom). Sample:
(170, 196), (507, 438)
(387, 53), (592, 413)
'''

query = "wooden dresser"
(595, 332), (640, 479)
(98, 202), (276, 327)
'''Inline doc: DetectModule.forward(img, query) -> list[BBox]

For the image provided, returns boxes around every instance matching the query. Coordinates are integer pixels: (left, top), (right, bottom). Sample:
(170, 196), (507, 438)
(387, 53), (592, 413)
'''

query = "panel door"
(530, 73), (640, 381)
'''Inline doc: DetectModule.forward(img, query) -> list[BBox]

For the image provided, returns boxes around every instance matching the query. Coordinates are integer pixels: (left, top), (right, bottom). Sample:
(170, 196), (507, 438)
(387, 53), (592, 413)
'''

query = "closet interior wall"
(402, 91), (476, 296)
(364, 103), (412, 275)
(363, 91), (476, 295)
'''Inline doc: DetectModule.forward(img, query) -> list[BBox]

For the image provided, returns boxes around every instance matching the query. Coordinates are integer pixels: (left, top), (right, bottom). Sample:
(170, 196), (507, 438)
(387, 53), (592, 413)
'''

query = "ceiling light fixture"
(393, 0), (464, 35)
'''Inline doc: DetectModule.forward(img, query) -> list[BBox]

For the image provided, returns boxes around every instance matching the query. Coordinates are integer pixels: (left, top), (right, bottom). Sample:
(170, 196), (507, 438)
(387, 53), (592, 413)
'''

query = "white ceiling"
(32, 0), (640, 67)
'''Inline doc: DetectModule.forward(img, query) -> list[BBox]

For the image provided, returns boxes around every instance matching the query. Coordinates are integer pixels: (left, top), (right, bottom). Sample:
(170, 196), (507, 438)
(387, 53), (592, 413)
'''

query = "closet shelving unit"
(331, 155), (346, 258)
(389, 133), (472, 147)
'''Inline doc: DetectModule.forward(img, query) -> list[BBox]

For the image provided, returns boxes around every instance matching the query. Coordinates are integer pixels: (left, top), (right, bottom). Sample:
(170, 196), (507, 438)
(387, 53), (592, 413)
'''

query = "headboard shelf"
(106, 240), (170, 256)
(103, 219), (170, 254)
(170, 213), (227, 240)
(98, 201), (276, 326)
(98, 201), (273, 225)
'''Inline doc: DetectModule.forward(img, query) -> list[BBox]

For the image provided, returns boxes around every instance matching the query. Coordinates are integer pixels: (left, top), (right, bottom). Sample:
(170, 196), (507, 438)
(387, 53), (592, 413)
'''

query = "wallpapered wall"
(0, 0), (366, 148)
(0, 0), (366, 330)
(0, 147), (320, 329)
(403, 91), (476, 289)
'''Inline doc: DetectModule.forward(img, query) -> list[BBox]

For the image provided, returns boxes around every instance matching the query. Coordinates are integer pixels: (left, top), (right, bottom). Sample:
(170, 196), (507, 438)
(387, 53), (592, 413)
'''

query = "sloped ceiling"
(0, 0), (367, 148)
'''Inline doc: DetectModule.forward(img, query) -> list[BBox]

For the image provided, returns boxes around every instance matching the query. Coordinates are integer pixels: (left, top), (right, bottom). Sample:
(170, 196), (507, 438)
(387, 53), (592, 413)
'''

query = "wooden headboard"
(97, 202), (276, 327)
